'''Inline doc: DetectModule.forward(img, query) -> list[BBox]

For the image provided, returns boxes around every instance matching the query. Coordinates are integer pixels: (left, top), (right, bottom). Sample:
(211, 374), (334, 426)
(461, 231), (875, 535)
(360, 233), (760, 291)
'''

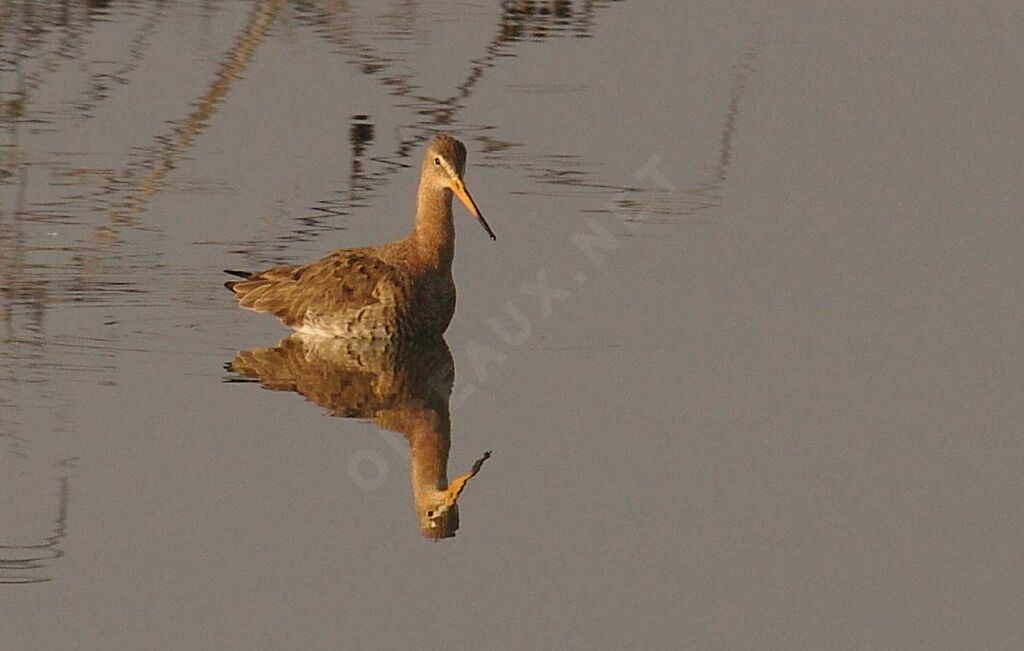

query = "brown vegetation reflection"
(258, 0), (628, 253)
(0, 0), (760, 555)
(0, 0), (629, 575)
(0, 0), (625, 313)
(227, 336), (490, 540)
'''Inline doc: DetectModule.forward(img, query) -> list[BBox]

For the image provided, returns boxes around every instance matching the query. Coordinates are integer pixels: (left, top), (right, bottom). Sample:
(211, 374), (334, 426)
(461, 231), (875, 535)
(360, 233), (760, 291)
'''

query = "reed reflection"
(257, 0), (626, 253)
(228, 335), (489, 540)
(0, 471), (70, 585)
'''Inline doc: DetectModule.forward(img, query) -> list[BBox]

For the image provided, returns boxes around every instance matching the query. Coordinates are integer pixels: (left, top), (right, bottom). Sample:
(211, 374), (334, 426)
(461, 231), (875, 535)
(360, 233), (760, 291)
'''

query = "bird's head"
(422, 135), (496, 240)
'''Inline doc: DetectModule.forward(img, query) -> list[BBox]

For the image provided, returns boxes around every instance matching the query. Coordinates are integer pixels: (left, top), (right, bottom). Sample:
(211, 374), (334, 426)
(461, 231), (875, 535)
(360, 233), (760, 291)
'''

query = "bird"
(225, 135), (495, 338)
(227, 334), (492, 539)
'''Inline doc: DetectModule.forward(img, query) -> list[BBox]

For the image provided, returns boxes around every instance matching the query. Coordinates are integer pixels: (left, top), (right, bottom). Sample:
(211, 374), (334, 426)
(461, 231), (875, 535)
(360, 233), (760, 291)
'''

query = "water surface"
(2, 1), (1022, 648)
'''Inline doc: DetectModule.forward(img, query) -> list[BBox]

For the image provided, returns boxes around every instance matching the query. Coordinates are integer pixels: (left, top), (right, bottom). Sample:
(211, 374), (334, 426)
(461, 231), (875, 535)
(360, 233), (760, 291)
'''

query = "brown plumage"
(225, 135), (495, 338)
(228, 335), (491, 539)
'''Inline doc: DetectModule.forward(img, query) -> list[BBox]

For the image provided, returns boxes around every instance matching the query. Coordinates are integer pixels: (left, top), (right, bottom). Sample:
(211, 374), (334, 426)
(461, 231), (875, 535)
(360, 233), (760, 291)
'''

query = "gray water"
(2, 2), (1022, 649)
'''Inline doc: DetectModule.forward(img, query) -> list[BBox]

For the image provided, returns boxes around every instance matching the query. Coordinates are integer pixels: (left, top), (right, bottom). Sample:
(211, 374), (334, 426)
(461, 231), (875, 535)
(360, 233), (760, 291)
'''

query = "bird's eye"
(433, 157), (441, 166)
(426, 510), (435, 517)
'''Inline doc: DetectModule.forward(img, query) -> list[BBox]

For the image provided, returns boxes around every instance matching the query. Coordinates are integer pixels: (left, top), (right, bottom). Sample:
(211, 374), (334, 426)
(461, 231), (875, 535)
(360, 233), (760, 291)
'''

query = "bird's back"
(226, 241), (454, 338)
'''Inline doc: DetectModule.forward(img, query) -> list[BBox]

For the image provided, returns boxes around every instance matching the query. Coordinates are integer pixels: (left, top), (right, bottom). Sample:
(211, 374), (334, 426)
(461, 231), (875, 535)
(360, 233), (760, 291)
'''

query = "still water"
(2, 1), (1022, 648)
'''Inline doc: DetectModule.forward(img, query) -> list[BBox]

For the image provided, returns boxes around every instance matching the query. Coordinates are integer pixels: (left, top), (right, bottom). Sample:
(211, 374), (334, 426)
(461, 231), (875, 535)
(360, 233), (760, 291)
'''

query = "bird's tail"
(224, 269), (252, 291)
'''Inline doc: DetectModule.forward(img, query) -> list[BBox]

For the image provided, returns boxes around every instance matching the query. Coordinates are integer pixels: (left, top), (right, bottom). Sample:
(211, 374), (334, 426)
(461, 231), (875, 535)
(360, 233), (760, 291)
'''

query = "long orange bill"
(450, 177), (496, 240)
(444, 450), (491, 507)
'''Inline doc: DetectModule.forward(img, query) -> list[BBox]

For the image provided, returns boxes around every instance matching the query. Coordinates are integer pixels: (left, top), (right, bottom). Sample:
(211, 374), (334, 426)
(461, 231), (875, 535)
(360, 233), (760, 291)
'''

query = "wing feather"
(227, 252), (403, 330)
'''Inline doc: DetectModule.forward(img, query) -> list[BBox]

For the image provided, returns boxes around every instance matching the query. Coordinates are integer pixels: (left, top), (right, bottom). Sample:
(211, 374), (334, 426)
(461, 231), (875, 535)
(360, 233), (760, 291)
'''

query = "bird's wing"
(228, 251), (403, 329)
(228, 335), (389, 417)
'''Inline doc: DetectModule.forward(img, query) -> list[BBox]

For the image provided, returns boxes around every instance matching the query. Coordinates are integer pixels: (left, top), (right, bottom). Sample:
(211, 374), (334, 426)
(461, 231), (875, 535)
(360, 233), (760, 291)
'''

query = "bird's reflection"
(228, 335), (489, 540)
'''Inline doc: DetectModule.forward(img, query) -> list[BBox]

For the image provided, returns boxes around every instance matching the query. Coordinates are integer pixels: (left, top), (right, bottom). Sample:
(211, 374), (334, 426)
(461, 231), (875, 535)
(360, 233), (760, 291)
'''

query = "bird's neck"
(405, 411), (458, 538)
(406, 412), (451, 499)
(412, 183), (455, 270)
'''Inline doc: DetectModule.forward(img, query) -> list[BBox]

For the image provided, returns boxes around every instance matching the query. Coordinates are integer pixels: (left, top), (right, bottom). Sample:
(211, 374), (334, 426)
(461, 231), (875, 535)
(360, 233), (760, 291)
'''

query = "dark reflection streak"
(583, 33), (762, 229)
(699, 40), (761, 199)
(305, 1), (607, 130)
(67, 3), (167, 120)
(253, 1), (620, 258)
(0, 3), (158, 319)
(514, 29), (760, 229)
(73, 0), (286, 284)
(0, 163), (42, 443)
(348, 115), (374, 206)
(0, 473), (70, 585)
(377, 0), (418, 42)
(239, 1), (422, 257)
(677, 38), (762, 213)
(115, 0), (285, 209)
(0, 13), (25, 122)
(293, 2), (415, 99)
(0, 2), (287, 394)
(445, 1), (592, 113)
(1, 55), (85, 401)
(0, 0), (93, 115)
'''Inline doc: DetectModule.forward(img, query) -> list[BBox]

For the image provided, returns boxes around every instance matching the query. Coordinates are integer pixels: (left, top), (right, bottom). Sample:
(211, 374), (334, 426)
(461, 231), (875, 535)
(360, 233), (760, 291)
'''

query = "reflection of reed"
(249, 0), (623, 253)
(0, 165), (54, 441)
(306, 0), (616, 124)
(0, 472), (70, 585)
(349, 114), (375, 203)
(454, 1), (604, 110)
(69, 3), (167, 119)
(48, 0), (283, 302)
(0, 1), (142, 127)
(598, 35), (764, 226)
(119, 0), (286, 211)
(689, 39), (763, 206)
(294, 0), (760, 236)
(228, 335), (490, 540)
(0, 0), (287, 310)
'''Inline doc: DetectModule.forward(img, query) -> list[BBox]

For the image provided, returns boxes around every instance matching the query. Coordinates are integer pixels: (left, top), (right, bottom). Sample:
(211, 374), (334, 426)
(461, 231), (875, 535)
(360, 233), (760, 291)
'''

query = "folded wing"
(225, 251), (404, 332)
